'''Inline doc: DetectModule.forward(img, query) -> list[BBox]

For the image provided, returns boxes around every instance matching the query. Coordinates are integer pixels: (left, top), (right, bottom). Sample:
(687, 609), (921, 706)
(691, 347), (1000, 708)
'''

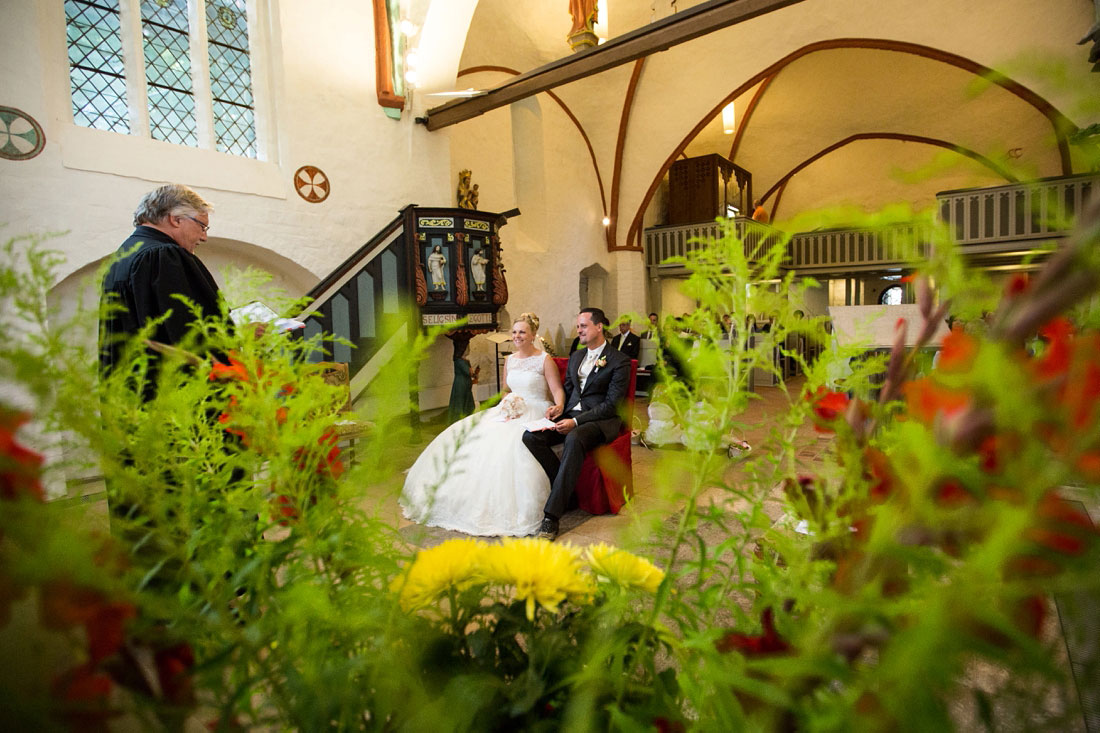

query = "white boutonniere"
(595, 356), (608, 369)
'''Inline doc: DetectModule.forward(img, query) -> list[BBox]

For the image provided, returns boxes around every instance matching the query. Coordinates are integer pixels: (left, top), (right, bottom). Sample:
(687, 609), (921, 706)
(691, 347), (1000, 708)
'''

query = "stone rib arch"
(761, 132), (1018, 218)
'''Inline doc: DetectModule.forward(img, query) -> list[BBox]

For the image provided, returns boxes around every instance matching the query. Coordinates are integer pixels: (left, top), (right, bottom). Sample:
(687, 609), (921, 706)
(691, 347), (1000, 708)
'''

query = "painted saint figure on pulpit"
(471, 247), (488, 293)
(427, 244), (447, 291)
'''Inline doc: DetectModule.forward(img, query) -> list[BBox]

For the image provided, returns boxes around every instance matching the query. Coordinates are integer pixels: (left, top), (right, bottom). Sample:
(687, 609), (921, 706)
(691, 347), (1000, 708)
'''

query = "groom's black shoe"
(536, 516), (559, 541)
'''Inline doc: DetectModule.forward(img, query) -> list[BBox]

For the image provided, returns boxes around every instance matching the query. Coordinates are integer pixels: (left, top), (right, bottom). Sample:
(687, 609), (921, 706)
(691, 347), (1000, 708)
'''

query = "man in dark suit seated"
(610, 319), (641, 360)
(523, 307), (631, 540)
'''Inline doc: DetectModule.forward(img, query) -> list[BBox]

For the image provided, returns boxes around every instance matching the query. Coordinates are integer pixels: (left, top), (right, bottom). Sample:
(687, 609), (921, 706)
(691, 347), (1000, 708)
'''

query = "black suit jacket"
(610, 331), (641, 360)
(562, 344), (632, 441)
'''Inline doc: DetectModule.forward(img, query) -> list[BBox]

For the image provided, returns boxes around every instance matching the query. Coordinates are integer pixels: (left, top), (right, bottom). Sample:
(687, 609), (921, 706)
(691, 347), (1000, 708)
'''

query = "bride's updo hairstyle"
(514, 312), (540, 334)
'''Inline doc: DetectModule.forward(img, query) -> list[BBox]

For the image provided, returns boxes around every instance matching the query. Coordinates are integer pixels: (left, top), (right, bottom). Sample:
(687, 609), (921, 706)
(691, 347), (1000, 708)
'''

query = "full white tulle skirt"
(400, 397), (552, 537)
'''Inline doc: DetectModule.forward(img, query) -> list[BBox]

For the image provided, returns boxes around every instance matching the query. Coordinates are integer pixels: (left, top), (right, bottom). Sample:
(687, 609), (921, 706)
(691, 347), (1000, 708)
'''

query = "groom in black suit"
(523, 307), (632, 540)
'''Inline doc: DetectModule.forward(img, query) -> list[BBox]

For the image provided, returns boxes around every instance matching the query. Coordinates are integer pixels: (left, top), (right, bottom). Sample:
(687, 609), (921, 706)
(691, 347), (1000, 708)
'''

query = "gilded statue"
(457, 169), (479, 210)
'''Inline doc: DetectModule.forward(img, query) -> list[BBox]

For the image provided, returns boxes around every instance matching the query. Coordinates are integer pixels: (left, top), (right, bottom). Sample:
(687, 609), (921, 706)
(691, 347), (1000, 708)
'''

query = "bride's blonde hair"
(514, 312), (540, 333)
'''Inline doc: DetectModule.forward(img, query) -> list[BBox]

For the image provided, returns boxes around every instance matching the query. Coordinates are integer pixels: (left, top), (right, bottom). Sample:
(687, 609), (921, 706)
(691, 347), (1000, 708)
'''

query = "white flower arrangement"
(500, 393), (526, 420)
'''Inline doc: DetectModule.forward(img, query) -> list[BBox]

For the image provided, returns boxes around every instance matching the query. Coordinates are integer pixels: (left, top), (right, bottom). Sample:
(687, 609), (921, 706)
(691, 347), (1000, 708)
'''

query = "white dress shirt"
(574, 343), (605, 410)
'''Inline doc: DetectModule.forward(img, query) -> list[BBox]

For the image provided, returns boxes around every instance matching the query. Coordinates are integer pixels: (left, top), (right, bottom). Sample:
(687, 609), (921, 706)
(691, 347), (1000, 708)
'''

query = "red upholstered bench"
(552, 356), (637, 514)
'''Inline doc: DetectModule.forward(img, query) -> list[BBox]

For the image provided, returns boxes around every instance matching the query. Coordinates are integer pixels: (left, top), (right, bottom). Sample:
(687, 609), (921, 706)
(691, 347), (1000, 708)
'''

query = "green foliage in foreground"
(1, 204), (1099, 732)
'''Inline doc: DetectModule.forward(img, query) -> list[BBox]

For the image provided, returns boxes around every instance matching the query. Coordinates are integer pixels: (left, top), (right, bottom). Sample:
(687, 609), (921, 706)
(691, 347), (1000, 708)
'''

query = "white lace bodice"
(506, 352), (551, 405)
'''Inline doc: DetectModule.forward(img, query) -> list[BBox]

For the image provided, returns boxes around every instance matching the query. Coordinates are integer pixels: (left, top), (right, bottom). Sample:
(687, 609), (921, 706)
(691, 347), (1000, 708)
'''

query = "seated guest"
(610, 320), (640, 360)
(642, 312), (659, 340)
(751, 199), (769, 223)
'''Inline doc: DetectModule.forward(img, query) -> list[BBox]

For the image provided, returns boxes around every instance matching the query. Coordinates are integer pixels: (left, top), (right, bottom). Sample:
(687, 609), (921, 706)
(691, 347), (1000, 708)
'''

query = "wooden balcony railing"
(644, 217), (783, 268)
(644, 175), (1100, 274)
(786, 221), (932, 271)
(937, 174), (1097, 245)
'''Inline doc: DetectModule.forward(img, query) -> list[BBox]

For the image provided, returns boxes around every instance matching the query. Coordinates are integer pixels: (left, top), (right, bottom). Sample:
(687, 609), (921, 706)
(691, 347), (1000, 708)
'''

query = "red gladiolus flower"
(39, 582), (135, 663)
(903, 378), (970, 424)
(807, 386), (850, 432)
(1005, 273), (1029, 297)
(938, 329), (978, 373)
(1026, 528), (1085, 556)
(1076, 451), (1100, 480)
(0, 409), (45, 502)
(900, 274), (916, 284)
(1013, 594), (1045, 639)
(978, 434), (1020, 474)
(1036, 492), (1094, 532)
(933, 479), (974, 507)
(864, 448), (895, 502)
(1009, 492), (1096, 580)
(654, 717), (686, 733)
(208, 356), (252, 383)
(272, 494), (299, 525)
(716, 607), (791, 656)
(1061, 337), (1100, 430)
(155, 642), (195, 704)
(1005, 554), (1061, 579)
(294, 430), (344, 478)
(39, 581), (104, 630)
(85, 601), (136, 663)
(52, 663), (115, 732)
(1034, 317), (1074, 380)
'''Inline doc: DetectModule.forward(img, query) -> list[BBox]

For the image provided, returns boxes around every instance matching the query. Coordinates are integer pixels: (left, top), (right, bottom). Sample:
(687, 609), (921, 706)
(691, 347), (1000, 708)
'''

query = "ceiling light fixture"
(722, 102), (735, 134)
(424, 88), (483, 98)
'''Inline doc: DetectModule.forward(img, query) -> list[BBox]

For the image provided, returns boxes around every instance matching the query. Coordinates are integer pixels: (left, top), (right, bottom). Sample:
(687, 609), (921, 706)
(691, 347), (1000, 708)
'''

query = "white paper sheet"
(523, 417), (558, 431)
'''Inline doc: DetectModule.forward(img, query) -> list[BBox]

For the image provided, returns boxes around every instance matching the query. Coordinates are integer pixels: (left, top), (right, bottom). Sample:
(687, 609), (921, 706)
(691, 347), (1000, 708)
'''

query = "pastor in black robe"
(99, 225), (224, 393)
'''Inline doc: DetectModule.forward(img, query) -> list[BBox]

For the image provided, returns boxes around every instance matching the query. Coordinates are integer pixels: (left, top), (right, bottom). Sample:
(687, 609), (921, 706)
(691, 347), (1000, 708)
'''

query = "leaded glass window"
(66, 0), (130, 133)
(63, 0), (260, 159)
(141, 0), (196, 147)
(206, 0), (255, 157)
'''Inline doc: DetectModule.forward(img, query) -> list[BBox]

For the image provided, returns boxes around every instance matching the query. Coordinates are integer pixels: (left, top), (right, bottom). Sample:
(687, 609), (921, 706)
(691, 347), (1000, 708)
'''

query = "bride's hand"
(545, 403), (563, 420)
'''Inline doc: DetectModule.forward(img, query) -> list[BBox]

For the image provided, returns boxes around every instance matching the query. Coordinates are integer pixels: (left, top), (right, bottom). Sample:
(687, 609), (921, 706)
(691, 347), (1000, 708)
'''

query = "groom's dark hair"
(580, 307), (609, 326)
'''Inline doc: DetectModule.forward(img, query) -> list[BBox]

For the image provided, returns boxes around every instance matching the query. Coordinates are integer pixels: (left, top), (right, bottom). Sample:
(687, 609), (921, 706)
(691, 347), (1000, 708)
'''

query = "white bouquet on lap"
(500, 393), (527, 420)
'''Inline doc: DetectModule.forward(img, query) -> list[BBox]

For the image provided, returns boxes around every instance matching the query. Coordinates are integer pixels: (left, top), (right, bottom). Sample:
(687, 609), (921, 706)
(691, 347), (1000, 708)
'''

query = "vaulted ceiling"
(452, 0), (1096, 232)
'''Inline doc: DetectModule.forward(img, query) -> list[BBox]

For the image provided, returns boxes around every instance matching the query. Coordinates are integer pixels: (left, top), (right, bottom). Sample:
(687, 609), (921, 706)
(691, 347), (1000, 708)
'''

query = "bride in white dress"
(401, 313), (565, 536)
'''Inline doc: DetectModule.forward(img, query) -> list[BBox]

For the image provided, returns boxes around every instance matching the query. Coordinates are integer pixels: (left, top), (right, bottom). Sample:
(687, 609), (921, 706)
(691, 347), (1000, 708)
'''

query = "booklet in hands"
(523, 417), (558, 432)
(229, 301), (305, 332)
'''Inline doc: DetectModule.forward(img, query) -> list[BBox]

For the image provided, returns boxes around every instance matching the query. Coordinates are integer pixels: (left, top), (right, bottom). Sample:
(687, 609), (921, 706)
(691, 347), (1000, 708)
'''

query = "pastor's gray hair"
(133, 184), (212, 226)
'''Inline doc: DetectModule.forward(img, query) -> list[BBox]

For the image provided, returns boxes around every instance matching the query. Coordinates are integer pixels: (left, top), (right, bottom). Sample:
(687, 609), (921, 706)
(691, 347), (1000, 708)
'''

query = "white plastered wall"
(446, 69), (609, 357)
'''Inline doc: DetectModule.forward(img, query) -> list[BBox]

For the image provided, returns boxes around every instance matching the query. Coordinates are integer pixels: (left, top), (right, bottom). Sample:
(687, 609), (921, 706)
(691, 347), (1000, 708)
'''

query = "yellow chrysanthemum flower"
(392, 538), (487, 610)
(481, 538), (594, 620)
(585, 543), (665, 594)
